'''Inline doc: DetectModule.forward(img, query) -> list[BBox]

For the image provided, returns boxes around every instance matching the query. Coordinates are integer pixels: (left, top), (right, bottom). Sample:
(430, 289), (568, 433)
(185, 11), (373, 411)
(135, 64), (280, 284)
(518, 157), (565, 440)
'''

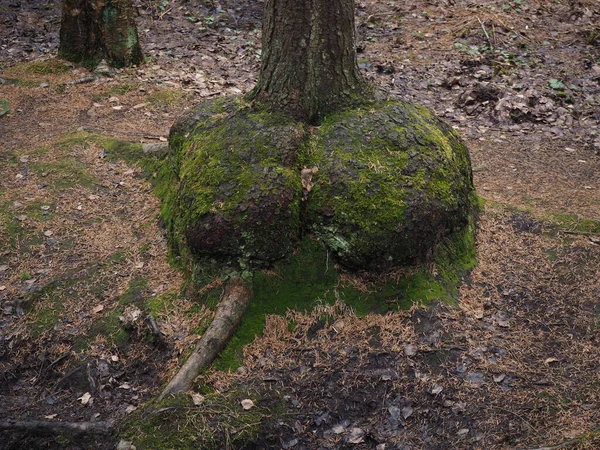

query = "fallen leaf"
(493, 373), (506, 383)
(0, 286), (5, 291)
(44, 414), (57, 419)
(111, 355), (119, 362)
(404, 343), (418, 356)
(190, 392), (205, 406)
(457, 428), (469, 436)
(92, 304), (104, 314)
(347, 427), (365, 444)
(78, 392), (92, 405)
(544, 357), (559, 365)
(44, 230), (53, 237)
(431, 384), (443, 395)
(88, 195), (99, 200)
(331, 424), (345, 434)
(241, 399), (254, 410)
(118, 383), (132, 390)
(124, 405), (137, 414)
(402, 406), (414, 419)
(16, 215), (27, 221)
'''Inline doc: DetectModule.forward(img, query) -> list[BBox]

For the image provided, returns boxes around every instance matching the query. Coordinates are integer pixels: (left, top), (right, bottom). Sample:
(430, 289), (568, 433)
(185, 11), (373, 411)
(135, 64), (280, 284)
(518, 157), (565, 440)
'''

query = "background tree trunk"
(249, 0), (370, 123)
(59, 0), (143, 69)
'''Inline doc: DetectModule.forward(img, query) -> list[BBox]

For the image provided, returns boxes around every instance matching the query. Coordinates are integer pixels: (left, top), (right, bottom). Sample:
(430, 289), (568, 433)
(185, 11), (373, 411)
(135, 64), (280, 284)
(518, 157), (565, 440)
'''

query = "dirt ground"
(1, 0), (599, 449)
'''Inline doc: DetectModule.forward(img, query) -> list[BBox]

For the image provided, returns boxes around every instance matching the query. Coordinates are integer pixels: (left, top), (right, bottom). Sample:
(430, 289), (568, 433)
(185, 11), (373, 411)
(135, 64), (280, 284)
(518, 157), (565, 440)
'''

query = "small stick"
(477, 17), (493, 51)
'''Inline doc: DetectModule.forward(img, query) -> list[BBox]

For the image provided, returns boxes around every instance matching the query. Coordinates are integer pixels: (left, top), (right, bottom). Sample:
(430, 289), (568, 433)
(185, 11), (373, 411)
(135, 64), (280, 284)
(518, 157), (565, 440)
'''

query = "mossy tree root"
(157, 277), (253, 401)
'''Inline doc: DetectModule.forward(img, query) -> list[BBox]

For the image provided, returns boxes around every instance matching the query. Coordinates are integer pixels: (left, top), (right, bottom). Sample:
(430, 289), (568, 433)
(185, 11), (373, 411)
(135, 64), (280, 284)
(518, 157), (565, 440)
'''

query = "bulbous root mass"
(157, 97), (478, 398)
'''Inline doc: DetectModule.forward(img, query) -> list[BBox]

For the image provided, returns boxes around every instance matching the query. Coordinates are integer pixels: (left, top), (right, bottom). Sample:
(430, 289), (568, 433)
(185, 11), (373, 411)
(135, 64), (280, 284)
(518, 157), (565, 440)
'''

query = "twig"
(0, 420), (113, 434)
(477, 17), (494, 51)
(146, 314), (166, 347)
(64, 76), (97, 86)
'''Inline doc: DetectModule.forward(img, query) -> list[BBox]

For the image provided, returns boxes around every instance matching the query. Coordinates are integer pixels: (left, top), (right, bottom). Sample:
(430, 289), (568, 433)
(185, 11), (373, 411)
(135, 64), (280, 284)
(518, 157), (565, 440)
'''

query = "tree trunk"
(59, 0), (143, 70)
(249, 0), (370, 123)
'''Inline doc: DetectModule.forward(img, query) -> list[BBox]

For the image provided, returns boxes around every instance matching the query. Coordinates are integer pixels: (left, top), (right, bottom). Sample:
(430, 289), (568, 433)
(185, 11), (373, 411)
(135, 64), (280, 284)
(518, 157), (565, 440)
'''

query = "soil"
(1, 0), (599, 449)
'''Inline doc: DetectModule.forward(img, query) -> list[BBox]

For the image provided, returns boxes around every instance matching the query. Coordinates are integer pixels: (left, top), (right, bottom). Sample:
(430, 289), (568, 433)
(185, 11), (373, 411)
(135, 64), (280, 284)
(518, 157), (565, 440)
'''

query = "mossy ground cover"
(122, 389), (272, 450)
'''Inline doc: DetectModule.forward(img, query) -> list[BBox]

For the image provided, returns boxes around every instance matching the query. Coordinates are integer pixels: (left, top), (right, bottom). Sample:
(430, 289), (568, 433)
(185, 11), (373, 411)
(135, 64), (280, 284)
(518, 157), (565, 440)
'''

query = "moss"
(2, 59), (71, 77)
(76, 278), (148, 351)
(306, 100), (478, 270)
(214, 230), (475, 370)
(3, 77), (39, 87)
(0, 201), (45, 263)
(147, 89), (187, 107)
(93, 82), (140, 101)
(122, 390), (270, 449)
(32, 157), (97, 190)
(163, 97), (305, 268)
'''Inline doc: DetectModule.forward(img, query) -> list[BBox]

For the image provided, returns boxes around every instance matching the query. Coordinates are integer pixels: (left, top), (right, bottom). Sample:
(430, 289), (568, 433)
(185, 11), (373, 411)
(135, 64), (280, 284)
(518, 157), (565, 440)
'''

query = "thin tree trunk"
(157, 277), (253, 401)
(248, 0), (370, 123)
(59, 0), (143, 69)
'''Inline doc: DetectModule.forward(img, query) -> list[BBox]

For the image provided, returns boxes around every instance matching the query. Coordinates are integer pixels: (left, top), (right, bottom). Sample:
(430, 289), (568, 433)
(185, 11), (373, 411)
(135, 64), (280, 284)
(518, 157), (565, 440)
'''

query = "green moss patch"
(147, 88), (187, 107)
(75, 278), (148, 351)
(2, 59), (71, 77)
(122, 389), (272, 450)
(214, 227), (476, 371)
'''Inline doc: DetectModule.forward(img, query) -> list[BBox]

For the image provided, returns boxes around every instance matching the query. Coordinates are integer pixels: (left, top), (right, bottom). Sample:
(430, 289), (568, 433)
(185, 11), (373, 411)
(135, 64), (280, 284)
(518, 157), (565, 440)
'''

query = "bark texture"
(157, 277), (253, 401)
(249, 0), (369, 123)
(59, 0), (143, 69)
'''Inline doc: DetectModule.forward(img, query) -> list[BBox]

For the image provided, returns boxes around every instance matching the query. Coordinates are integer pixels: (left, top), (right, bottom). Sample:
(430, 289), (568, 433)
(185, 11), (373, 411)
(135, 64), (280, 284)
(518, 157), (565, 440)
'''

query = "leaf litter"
(1, 0), (600, 449)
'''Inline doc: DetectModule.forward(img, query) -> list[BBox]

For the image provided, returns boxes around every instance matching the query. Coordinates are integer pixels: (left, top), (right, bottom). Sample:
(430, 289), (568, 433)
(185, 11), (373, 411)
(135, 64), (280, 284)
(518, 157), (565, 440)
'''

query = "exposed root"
(157, 276), (253, 401)
(0, 420), (113, 434)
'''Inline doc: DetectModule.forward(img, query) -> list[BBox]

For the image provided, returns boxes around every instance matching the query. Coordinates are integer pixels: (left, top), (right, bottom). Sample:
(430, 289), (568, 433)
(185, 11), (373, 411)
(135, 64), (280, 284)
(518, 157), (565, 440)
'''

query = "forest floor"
(1, 0), (600, 449)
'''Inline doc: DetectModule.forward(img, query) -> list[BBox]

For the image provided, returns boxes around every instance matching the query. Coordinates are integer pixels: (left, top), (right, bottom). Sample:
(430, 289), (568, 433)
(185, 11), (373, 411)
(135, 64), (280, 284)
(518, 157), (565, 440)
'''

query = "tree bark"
(157, 277), (253, 401)
(59, 0), (143, 69)
(249, 0), (370, 123)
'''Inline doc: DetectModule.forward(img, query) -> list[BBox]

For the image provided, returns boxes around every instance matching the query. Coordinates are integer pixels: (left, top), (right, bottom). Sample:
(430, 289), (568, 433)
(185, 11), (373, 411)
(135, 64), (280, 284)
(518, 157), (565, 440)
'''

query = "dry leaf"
(92, 304), (104, 314)
(404, 343), (418, 356)
(347, 428), (365, 444)
(44, 230), (53, 237)
(241, 399), (255, 410)
(544, 357), (559, 365)
(78, 392), (92, 405)
(111, 355), (119, 362)
(431, 384), (443, 395)
(44, 414), (57, 420)
(124, 405), (137, 414)
(190, 392), (205, 406)
(493, 373), (506, 383)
